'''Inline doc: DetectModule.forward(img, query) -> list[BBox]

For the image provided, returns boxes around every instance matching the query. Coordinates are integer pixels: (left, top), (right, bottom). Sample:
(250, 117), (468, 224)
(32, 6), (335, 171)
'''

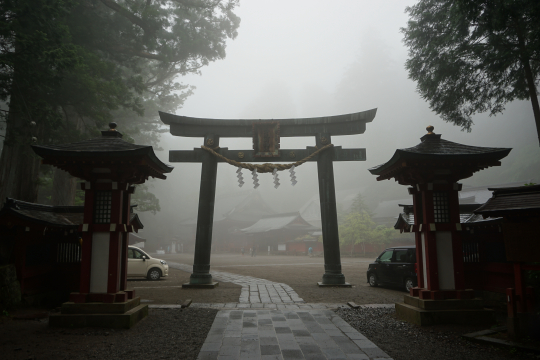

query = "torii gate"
(159, 109), (377, 287)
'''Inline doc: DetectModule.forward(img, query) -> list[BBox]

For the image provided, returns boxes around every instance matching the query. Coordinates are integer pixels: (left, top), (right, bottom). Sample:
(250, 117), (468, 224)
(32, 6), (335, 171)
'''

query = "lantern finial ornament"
(426, 125), (434, 134)
(109, 122), (118, 131)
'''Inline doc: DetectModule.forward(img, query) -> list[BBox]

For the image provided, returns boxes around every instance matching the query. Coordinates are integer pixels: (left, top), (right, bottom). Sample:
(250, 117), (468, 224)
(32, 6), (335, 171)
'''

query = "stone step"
(60, 297), (141, 314)
(404, 295), (484, 310)
(396, 302), (495, 326)
(49, 303), (148, 329)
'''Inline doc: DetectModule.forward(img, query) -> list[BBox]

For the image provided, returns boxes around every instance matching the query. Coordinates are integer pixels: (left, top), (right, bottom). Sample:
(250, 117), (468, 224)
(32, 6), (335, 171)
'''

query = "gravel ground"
(1, 308), (218, 360)
(336, 307), (540, 360)
(127, 268), (242, 304)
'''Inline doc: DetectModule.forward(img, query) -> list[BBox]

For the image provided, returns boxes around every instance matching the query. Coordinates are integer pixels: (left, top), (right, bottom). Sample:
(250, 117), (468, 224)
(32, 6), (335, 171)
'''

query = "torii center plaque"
(159, 109), (377, 287)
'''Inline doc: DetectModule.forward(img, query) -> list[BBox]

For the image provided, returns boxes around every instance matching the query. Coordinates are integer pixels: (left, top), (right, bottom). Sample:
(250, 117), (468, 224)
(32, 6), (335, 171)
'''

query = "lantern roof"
(32, 123), (173, 182)
(369, 126), (511, 184)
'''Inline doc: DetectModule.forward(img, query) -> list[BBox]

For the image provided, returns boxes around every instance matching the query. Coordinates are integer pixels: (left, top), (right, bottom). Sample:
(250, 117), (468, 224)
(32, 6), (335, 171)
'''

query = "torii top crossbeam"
(159, 109), (377, 138)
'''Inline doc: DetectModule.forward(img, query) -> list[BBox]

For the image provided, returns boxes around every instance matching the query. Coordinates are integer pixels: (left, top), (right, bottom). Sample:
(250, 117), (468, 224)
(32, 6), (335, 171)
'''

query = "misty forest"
(0, 1), (539, 360)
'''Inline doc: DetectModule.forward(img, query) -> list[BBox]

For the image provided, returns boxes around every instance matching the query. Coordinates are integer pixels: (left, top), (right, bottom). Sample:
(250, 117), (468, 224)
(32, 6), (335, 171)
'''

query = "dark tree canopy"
(0, 0), (240, 204)
(402, 0), (540, 143)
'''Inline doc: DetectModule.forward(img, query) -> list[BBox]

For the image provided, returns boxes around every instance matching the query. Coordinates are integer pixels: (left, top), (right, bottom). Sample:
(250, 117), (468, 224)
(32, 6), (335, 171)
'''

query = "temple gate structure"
(159, 109), (377, 287)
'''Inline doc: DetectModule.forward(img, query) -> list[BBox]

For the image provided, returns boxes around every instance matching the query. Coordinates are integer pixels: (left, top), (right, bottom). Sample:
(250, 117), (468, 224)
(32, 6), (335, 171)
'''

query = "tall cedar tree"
(402, 0), (540, 144)
(0, 0), (240, 203)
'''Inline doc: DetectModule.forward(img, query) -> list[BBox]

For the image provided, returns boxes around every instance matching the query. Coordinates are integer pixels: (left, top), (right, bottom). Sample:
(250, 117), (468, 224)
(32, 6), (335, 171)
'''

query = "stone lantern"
(369, 126), (511, 325)
(32, 123), (173, 328)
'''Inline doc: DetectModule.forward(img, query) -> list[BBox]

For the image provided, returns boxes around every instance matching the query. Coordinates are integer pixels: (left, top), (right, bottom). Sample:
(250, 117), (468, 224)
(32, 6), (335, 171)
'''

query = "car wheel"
(405, 277), (415, 292)
(368, 273), (378, 287)
(147, 268), (161, 281)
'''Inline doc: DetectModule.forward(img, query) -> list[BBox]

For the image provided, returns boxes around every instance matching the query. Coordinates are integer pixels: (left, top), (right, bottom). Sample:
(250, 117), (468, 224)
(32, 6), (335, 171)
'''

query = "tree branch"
(99, 0), (152, 34)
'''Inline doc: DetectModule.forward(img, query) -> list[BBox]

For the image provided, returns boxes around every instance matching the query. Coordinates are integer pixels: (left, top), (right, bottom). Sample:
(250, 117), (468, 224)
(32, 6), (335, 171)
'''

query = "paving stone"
(278, 341), (301, 350)
(261, 355), (284, 360)
(275, 326), (292, 334)
(260, 344), (282, 355)
(344, 332), (367, 340)
(352, 339), (377, 349)
(197, 351), (219, 360)
(325, 329), (345, 337)
(260, 336), (279, 345)
(281, 349), (305, 360)
(295, 337), (317, 345)
(304, 354), (326, 360)
(218, 345), (241, 356)
(299, 344), (323, 355)
(321, 347), (348, 359)
(292, 330), (311, 337)
(310, 332), (331, 341)
(201, 342), (222, 352)
(345, 354), (369, 359)
(361, 347), (391, 358)
(222, 337), (241, 346)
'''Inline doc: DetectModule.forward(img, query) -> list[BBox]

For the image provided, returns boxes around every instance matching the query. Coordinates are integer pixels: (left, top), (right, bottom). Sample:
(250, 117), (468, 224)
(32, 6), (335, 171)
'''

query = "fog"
(137, 0), (540, 242)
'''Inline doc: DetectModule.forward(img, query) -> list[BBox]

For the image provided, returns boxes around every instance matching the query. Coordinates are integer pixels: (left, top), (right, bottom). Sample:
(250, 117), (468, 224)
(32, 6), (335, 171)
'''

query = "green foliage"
(132, 183), (160, 215)
(524, 182), (537, 186)
(338, 193), (397, 254)
(402, 0), (540, 133)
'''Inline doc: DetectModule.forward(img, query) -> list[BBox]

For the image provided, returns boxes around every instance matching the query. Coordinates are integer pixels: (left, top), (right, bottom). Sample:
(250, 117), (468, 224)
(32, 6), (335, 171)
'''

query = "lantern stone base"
(317, 282), (352, 287)
(49, 297), (148, 329)
(396, 295), (495, 326)
(182, 282), (219, 289)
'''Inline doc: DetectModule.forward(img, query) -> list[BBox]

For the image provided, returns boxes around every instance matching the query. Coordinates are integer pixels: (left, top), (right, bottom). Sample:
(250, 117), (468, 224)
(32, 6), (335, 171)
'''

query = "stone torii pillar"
(160, 109), (377, 288)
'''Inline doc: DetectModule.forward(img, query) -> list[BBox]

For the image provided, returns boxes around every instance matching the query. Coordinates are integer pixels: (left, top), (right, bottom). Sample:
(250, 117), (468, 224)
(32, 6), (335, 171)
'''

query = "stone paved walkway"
(197, 309), (393, 360)
(168, 262), (305, 304)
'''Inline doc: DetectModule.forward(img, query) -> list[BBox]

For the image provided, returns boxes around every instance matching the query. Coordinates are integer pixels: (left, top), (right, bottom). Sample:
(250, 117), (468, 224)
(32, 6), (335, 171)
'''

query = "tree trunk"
(0, 93), (41, 204)
(51, 168), (77, 205)
(514, 19), (540, 146)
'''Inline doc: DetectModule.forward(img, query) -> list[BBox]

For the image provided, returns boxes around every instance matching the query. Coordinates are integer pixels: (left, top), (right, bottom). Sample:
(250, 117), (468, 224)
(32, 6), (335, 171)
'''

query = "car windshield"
(378, 250), (393, 262)
(128, 248), (150, 259)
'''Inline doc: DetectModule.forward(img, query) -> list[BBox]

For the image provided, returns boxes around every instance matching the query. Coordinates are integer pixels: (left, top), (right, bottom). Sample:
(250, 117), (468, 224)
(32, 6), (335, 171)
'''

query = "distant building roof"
(129, 233), (146, 245)
(0, 198), (145, 230)
(475, 184), (540, 217)
(241, 212), (318, 234)
(0, 198), (83, 228)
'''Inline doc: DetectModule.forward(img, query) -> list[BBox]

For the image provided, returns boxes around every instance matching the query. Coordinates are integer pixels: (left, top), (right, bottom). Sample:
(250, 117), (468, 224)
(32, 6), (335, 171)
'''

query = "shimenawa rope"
(201, 143), (334, 173)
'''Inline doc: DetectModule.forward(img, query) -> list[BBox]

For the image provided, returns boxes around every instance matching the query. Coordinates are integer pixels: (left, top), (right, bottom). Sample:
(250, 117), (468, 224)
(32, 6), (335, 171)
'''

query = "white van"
(127, 246), (169, 280)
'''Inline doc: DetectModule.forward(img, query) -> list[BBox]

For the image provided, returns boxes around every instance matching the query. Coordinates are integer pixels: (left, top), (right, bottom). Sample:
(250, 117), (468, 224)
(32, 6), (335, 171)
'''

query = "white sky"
(143, 0), (540, 239)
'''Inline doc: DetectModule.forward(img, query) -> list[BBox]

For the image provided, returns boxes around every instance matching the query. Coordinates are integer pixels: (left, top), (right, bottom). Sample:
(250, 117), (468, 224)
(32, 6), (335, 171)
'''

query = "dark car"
(367, 245), (417, 292)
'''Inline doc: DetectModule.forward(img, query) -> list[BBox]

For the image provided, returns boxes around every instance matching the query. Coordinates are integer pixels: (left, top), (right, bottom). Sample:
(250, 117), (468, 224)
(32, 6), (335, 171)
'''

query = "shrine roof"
(474, 184), (540, 216)
(240, 212), (318, 234)
(0, 198), (83, 228)
(160, 108), (377, 137)
(394, 203), (482, 230)
(129, 233), (146, 245)
(130, 213), (144, 230)
(369, 127), (511, 177)
(31, 128), (173, 174)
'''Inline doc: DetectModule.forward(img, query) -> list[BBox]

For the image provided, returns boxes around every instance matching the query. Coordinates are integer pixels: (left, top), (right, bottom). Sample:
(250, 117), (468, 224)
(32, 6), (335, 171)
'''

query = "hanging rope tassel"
(289, 165), (297, 186)
(236, 167), (244, 187)
(252, 168), (259, 189)
(272, 168), (280, 189)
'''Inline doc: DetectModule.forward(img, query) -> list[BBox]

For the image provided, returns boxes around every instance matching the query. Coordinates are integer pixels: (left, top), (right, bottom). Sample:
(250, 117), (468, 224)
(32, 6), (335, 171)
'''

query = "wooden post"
(188, 134), (220, 287)
(316, 133), (348, 286)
